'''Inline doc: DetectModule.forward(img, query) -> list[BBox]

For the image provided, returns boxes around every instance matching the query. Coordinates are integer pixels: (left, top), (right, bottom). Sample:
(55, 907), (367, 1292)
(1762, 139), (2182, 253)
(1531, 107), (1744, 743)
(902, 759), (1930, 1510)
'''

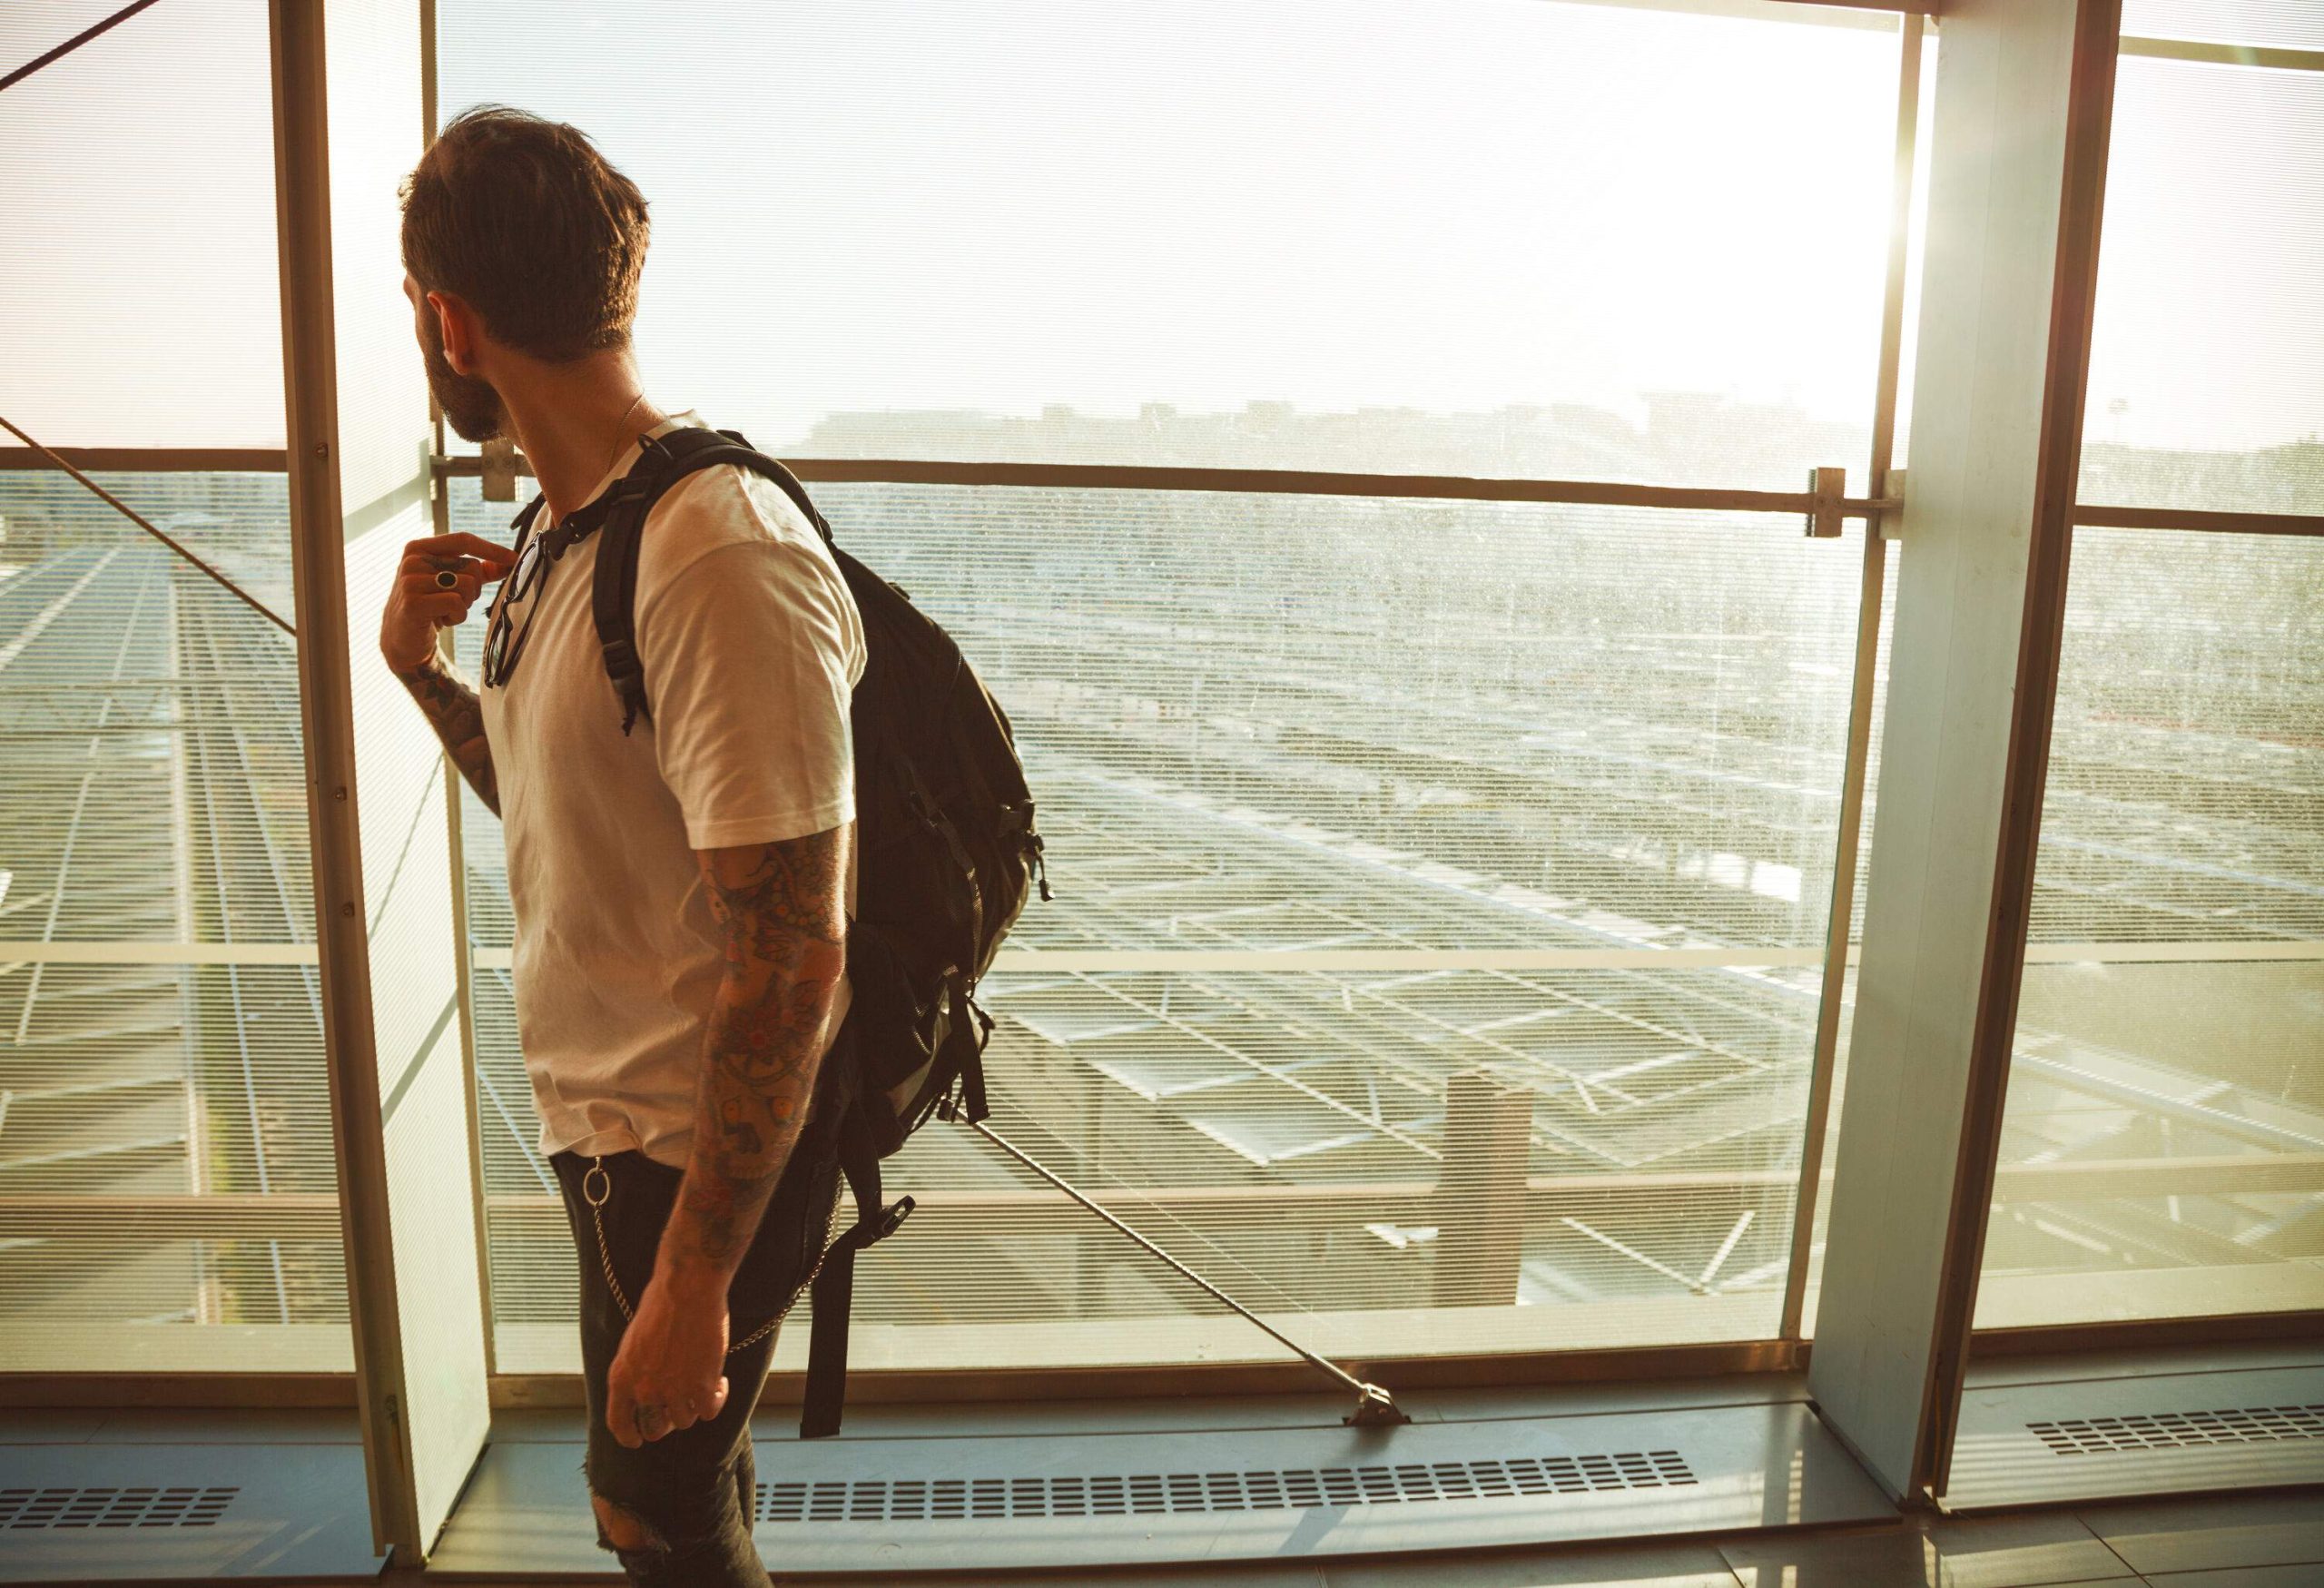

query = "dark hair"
(399, 105), (649, 362)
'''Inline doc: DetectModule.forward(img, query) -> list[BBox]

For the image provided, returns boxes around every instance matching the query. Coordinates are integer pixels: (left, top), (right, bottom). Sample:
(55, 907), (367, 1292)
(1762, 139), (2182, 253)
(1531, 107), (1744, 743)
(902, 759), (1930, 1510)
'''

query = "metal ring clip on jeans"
(583, 1155), (837, 1357)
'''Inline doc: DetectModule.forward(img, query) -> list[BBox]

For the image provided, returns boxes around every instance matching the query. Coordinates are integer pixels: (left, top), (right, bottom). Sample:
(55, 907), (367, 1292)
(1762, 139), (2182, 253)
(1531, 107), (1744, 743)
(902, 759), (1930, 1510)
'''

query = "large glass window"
(454, 477), (1877, 1370)
(438, 0), (1901, 488)
(0, 0), (344, 1373)
(1973, 41), (2324, 1328)
(0, 471), (346, 1371)
(437, 0), (1915, 1372)
(1974, 528), (2324, 1327)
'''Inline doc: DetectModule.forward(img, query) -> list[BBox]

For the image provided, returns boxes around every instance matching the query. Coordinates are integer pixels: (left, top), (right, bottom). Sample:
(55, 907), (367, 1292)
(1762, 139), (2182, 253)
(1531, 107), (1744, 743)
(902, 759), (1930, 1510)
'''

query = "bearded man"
(378, 105), (863, 1588)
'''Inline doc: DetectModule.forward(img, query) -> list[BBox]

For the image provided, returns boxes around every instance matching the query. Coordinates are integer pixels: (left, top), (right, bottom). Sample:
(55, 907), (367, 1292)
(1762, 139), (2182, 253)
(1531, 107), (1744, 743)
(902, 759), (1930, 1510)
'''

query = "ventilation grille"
(758, 1451), (1695, 1524)
(2031, 1405), (2324, 1456)
(0, 1486), (237, 1530)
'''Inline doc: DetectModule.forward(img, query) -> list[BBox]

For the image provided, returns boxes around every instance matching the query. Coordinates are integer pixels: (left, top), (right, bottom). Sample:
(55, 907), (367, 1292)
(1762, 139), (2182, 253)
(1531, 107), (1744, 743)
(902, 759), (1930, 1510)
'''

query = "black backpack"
(524, 424), (1049, 1437)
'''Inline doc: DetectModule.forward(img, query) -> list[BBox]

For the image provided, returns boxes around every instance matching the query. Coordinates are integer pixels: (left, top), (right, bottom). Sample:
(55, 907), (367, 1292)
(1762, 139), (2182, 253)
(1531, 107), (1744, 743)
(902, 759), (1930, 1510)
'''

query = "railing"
(7, 1151), (2318, 1240)
(5, 449), (2320, 1356)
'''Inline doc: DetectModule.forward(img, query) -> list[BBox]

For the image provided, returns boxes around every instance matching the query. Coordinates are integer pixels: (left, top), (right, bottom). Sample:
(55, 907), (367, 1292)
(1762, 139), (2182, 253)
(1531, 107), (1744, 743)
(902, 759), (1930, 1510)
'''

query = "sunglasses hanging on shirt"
(481, 496), (616, 691)
(481, 421), (669, 692)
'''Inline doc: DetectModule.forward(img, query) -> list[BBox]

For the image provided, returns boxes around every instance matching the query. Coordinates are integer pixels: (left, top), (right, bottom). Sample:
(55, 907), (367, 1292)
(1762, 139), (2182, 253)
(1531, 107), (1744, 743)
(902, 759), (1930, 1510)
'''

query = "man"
(377, 106), (865, 1586)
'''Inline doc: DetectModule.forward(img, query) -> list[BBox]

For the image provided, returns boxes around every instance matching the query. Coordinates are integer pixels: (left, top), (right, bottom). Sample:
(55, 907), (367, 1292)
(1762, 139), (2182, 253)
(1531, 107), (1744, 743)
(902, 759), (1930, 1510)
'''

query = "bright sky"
(439, 0), (1901, 447)
(3, 0), (2318, 456)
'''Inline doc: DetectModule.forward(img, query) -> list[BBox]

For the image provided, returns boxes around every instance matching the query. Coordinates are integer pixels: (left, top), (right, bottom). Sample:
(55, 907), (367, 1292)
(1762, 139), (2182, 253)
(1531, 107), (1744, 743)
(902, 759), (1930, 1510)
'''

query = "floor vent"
(0, 1485), (238, 1530)
(2030, 1405), (2324, 1456)
(758, 1451), (1696, 1524)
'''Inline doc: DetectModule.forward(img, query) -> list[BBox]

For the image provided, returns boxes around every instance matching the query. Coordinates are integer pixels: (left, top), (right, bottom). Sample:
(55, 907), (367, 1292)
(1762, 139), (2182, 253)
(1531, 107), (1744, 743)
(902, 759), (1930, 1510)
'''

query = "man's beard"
(421, 312), (507, 443)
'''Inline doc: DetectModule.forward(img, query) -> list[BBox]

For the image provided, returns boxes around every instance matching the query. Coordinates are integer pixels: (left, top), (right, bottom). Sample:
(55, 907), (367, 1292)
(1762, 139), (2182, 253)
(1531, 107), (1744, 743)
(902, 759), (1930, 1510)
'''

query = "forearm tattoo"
(666, 824), (851, 1275)
(395, 655), (500, 815)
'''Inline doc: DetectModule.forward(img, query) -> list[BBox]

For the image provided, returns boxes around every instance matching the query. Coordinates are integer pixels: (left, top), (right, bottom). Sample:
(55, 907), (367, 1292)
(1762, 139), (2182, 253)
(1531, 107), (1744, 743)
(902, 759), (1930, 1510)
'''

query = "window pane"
(0, 471), (346, 1370)
(454, 478), (1870, 1369)
(438, 0), (1899, 487)
(1799, 540), (1897, 1336)
(1976, 528), (2324, 1328)
(2123, 1), (2324, 48)
(0, 2), (284, 449)
(2081, 57), (2324, 515)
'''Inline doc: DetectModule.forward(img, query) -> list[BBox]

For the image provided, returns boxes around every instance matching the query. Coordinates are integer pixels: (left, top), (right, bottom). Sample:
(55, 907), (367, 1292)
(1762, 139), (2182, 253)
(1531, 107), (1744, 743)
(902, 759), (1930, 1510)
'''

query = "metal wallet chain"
(582, 1156), (847, 1358)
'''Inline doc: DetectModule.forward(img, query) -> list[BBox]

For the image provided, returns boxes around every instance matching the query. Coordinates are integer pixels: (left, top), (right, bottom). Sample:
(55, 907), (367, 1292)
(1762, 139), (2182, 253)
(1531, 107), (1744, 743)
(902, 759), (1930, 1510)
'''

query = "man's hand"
(605, 1267), (730, 1448)
(379, 531), (513, 674)
(380, 532), (515, 814)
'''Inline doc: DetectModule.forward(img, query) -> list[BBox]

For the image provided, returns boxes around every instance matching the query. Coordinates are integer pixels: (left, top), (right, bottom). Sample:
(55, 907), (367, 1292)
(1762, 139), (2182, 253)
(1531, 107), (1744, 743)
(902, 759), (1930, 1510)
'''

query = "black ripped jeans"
(550, 1107), (842, 1587)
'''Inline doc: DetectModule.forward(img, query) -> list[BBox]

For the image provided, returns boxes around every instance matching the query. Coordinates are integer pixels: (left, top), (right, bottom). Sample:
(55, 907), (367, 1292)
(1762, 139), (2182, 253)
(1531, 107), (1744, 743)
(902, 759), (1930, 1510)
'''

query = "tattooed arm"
(379, 531), (514, 815)
(394, 654), (500, 814)
(605, 823), (852, 1448)
(665, 825), (852, 1275)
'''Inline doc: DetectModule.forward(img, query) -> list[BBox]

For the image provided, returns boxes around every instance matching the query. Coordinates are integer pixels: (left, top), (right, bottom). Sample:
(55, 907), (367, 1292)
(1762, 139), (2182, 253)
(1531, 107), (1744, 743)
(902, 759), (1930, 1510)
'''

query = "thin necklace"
(606, 390), (658, 474)
(561, 392), (660, 525)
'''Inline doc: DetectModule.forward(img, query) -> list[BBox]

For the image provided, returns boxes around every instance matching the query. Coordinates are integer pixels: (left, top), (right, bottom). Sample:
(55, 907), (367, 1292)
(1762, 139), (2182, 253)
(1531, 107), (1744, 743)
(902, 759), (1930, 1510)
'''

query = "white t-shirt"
(478, 413), (867, 1169)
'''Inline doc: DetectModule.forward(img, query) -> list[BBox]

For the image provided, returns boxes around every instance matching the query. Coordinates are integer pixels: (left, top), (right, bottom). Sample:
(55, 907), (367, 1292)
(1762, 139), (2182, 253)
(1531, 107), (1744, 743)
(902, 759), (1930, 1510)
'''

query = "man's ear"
(427, 290), (484, 376)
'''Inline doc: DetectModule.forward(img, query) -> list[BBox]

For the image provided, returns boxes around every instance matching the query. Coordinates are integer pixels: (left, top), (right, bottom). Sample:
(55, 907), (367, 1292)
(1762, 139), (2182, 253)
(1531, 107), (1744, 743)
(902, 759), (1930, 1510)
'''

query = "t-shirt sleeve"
(637, 535), (862, 851)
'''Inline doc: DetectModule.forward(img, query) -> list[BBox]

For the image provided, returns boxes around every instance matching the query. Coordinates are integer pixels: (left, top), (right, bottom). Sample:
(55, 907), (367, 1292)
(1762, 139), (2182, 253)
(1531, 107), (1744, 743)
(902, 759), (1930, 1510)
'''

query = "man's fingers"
(605, 1386), (643, 1449)
(405, 592), (473, 623)
(402, 532), (516, 574)
(398, 552), (501, 585)
(606, 1378), (724, 1446)
(407, 530), (516, 560)
(399, 569), (482, 602)
(667, 1371), (726, 1432)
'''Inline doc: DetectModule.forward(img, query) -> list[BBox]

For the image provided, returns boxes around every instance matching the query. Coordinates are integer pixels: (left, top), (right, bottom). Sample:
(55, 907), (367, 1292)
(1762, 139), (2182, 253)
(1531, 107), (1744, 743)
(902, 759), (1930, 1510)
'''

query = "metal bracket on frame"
(480, 437), (520, 502)
(1804, 467), (1847, 538)
(1877, 469), (1906, 539)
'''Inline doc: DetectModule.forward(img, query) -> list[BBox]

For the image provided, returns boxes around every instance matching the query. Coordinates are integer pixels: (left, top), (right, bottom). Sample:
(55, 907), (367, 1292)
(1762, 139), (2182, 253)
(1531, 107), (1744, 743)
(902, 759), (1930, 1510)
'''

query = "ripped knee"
(591, 1491), (663, 1555)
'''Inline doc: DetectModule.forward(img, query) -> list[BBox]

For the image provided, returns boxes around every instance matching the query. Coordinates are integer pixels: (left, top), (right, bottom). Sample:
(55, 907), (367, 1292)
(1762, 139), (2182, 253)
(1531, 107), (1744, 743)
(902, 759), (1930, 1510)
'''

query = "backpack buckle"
(601, 474), (658, 513)
(870, 1195), (914, 1242)
(600, 636), (643, 679)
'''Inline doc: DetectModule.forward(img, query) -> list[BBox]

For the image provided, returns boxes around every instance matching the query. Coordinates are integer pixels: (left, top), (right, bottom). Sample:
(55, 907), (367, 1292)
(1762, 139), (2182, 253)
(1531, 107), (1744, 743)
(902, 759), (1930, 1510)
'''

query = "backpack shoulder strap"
(586, 452), (665, 736)
(588, 426), (833, 736)
(714, 429), (837, 547)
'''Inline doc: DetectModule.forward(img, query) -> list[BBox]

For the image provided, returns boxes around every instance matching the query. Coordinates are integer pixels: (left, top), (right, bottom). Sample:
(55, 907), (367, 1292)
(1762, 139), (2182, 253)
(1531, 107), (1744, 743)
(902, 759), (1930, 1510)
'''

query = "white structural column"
(271, 0), (489, 1562)
(1808, 0), (2120, 1504)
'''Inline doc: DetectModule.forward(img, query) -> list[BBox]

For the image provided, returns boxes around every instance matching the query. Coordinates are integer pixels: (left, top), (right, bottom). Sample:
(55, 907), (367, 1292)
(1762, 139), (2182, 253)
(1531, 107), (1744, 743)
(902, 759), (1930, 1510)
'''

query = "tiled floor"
(419, 1487), (2324, 1586)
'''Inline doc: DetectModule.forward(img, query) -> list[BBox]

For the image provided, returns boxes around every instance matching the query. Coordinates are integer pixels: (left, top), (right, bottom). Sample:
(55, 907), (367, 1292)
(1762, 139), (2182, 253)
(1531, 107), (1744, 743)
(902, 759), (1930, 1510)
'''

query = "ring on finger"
(434, 568), (459, 589)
